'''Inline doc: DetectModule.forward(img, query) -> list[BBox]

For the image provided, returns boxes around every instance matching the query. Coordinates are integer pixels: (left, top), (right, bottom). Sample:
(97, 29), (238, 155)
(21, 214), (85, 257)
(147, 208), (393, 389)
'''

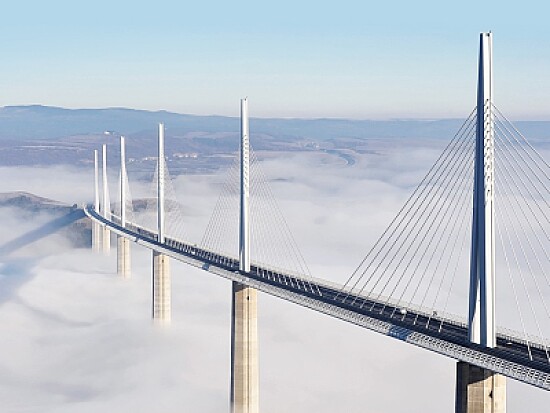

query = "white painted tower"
(92, 149), (101, 252)
(117, 136), (131, 278)
(458, 32), (505, 413)
(152, 123), (171, 323)
(239, 97), (251, 274)
(468, 31), (496, 349)
(101, 144), (111, 254)
(231, 97), (259, 413)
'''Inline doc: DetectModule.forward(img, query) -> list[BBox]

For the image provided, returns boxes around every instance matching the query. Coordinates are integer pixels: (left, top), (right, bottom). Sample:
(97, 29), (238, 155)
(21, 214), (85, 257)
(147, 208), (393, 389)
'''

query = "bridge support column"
(152, 251), (170, 323)
(231, 98), (259, 413)
(455, 362), (506, 413)
(231, 281), (259, 413)
(117, 237), (131, 278)
(101, 225), (111, 254)
(92, 222), (101, 252)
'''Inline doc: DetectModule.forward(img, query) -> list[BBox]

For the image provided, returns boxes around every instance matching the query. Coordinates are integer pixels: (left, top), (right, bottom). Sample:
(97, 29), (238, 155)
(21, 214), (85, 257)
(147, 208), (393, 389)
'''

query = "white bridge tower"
(117, 136), (131, 278)
(231, 97), (259, 413)
(457, 32), (506, 413)
(152, 123), (171, 324)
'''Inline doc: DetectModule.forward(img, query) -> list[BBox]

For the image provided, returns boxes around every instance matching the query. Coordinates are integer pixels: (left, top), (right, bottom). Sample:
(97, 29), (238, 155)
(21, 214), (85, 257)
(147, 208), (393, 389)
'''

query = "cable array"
(112, 167), (135, 224)
(200, 153), (240, 257)
(249, 149), (316, 291)
(163, 160), (187, 242)
(132, 158), (187, 241)
(336, 104), (550, 359)
(133, 162), (160, 232)
(338, 110), (476, 319)
(200, 145), (317, 290)
(493, 104), (550, 357)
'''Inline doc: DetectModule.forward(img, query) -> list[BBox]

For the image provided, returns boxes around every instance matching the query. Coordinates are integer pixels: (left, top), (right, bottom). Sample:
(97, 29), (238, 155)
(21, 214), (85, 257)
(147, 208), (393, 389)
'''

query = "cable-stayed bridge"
(81, 33), (550, 413)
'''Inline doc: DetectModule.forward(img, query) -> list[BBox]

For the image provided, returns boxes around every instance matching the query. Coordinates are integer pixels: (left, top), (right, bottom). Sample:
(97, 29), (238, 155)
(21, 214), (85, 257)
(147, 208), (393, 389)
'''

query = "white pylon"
(117, 136), (131, 278)
(468, 32), (496, 348)
(152, 123), (170, 323)
(101, 144), (111, 220)
(120, 136), (127, 228)
(158, 123), (166, 244)
(101, 144), (111, 254)
(231, 98), (259, 413)
(239, 97), (250, 273)
(92, 149), (101, 252)
(94, 149), (100, 212)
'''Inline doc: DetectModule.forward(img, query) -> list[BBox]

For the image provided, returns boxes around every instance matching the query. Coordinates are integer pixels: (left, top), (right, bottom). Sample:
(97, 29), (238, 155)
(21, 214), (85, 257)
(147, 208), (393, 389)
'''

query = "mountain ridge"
(1, 105), (549, 171)
(0, 104), (480, 140)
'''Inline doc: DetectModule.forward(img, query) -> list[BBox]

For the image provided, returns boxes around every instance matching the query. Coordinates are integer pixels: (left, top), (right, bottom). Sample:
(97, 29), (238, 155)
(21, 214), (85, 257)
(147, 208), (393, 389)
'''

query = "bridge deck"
(84, 206), (550, 391)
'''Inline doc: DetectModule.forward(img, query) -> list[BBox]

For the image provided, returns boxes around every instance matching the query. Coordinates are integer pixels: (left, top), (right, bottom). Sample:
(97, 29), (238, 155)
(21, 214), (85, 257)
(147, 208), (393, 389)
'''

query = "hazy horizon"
(4, 103), (550, 122)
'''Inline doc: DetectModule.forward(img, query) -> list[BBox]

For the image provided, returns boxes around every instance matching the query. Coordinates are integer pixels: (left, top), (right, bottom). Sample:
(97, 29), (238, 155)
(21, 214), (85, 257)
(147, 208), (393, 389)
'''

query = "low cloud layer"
(0, 143), (548, 412)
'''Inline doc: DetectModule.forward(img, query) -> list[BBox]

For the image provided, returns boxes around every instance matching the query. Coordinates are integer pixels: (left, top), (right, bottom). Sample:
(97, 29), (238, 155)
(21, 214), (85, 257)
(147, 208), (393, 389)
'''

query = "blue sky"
(1, 0), (549, 118)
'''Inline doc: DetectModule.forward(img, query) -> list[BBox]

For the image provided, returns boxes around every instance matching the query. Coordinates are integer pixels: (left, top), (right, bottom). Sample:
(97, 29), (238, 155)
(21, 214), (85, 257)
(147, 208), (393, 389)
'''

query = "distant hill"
(0, 191), (72, 212)
(0, 105), (549, 171)
(0, 105), (230, 140)
(0, 191), (89, 249)
(0, 104), (502, 141)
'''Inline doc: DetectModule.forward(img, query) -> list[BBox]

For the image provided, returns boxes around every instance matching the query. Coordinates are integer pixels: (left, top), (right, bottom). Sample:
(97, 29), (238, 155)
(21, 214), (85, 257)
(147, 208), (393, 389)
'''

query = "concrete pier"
(152, 250), (171, 323)
(117, 237), (131, 278)
(456, 362), (506, 413)
(92, 222), (101, 252)
(102, 225), (111, 254)
(231, 281), (259, 413)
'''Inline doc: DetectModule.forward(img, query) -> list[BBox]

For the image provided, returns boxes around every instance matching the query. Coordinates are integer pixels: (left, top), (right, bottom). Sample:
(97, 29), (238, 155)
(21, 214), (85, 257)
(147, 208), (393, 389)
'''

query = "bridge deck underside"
(84, 206), (550, 391)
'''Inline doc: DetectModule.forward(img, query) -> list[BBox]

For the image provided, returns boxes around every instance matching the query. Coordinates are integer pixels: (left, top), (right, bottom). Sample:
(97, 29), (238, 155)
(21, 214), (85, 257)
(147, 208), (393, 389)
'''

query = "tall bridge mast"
(468, 31), (496, 348)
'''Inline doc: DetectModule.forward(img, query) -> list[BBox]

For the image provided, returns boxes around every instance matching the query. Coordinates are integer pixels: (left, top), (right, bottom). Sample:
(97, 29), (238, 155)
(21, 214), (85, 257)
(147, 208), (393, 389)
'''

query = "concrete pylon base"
(231, 281), (259, 413)
(102, 226), (111, 255)
(117, 237), (131, 278)
(152, 251), (171, 324)
(92, 222), (101, 252)
(456, 361), (506, 413)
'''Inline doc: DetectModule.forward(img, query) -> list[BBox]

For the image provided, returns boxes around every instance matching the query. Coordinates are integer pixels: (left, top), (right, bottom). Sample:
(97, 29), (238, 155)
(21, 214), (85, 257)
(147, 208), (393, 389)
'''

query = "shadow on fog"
(0, 209), (93, 326)
(0, 209), (84, 257)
